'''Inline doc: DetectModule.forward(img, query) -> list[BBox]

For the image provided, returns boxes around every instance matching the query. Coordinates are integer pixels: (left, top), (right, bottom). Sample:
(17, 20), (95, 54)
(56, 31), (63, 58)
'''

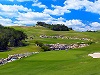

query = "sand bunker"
(88, 53), (100, 58)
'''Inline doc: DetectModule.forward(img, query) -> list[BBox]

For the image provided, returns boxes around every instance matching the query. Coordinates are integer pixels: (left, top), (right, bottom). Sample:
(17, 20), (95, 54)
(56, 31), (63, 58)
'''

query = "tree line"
(36, 22), (73, 31)
(0, 25), (27, 51)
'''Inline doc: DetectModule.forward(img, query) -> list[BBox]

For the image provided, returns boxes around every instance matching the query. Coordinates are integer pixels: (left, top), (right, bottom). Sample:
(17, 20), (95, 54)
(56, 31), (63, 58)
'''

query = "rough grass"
(0, 26), (100, 75)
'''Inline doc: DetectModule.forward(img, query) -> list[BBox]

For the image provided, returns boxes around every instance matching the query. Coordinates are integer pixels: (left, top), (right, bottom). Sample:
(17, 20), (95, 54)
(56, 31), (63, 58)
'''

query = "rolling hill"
(0, 26), (100, 75)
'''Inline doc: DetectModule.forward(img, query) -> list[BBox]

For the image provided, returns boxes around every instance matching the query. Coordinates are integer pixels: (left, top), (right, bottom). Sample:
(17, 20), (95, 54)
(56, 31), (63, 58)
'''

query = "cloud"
(32, 0), (47, 8)
(64, 0), (100, 14)
(65, 19), (85, 26)
(0, 0), (100, 31)
(0, 4), (31, 12)
(6, 0), (100, 15)
(14, 11), (53, 25)
(65, 19), (86, 31)
(64, 20), (100, 31)
(48, 19), (100, 31)
(17, 12), (51, 20)
(0, 16), (13, 26)
(90, 22), (100, 27)
(43, 4), (70, 16)
(44, 0), (100, 16)
(0, 4), (32, 18)
(64, 0), (84, 10)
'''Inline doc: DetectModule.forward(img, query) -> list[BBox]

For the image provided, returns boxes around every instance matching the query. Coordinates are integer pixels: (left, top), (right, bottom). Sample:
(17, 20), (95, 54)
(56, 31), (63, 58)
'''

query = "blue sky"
(0, 0), (100, 31)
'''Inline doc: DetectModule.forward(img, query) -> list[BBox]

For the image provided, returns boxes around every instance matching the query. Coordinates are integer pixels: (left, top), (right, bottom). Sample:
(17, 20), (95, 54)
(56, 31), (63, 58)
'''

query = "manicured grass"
(0, 26), (100, 75)
(0, 50), (100, 75)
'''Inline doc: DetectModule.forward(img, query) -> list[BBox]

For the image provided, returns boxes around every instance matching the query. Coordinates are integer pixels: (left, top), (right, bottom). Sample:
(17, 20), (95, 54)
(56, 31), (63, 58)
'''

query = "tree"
(41, 46), (50, 51)
(0, 33), (9, 50)
(0, 25), (27, 51)
(36, 22), (71, 31)
(34, 41), (44, 47)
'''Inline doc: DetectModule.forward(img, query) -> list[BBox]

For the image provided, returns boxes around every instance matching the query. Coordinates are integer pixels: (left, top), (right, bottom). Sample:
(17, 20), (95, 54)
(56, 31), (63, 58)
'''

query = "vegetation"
(0, 25), (27, 51)
(34, 41), (44, 47)
(35, 40), (50, 51)
(36, 22), (72, 31)
(0, 26), (100, 75)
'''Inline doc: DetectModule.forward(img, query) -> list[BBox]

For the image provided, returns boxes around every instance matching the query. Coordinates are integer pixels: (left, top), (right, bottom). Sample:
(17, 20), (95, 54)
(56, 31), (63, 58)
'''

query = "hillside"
(0, 26), (100, 75)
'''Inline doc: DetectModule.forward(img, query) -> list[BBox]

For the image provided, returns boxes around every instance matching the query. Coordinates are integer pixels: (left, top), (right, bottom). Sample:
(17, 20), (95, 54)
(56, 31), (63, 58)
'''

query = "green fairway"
(0, 50), (100, 75)
(0, 26), (100, 75)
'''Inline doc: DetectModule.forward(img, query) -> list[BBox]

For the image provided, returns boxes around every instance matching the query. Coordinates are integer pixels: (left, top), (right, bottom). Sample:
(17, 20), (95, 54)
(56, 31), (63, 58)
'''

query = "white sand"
(88, 52), (100, 58)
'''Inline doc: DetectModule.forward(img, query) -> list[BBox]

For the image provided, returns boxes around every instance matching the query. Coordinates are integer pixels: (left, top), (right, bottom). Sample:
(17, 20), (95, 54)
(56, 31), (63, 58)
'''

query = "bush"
(87, 41), (95, 45)
(34, 41), (44, 47)
(41, 46), (50, 51)
(35, 41), (51, 52)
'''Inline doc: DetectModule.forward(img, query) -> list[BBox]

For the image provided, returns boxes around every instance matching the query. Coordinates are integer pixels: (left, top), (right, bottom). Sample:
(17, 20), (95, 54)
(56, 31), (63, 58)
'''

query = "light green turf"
(0, 26), (100, 75)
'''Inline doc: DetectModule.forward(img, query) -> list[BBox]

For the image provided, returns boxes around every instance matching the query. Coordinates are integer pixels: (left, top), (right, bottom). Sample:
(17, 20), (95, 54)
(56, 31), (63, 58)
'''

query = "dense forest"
(36, 22), (73, 31)
(0, 25), (27, 51)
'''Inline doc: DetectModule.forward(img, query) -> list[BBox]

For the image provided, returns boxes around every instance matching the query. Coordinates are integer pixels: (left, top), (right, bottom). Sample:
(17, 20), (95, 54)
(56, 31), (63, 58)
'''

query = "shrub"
(41, 46), (50, 51)
(34, 41), (44, 47)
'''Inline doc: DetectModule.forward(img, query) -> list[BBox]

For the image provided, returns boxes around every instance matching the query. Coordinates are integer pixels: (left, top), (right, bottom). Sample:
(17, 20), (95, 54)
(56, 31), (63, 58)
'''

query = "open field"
(0, 26), (100, 75)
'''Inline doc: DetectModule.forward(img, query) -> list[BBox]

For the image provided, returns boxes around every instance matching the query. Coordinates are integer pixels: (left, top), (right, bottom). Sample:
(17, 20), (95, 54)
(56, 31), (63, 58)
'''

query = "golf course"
(0, 26), (100, 75)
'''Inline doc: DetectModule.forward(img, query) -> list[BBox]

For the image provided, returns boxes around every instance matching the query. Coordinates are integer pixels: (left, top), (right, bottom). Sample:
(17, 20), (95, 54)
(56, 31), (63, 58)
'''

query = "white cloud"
(0, 4), (32, 18)
(65, 19), (85, 27)
(48, 17), (66, 24)
(64, 0), (84, 10)
(90, 22), (100, 27)
(0, 4), (31, 12)
(32, 1), (47, 8)
(0, 0), (100, 31)
(49, 19), (100, 31)
(14, 11), (53, 25)
(57, 17), (66, 21)
(17, 12), (51, 20)
(6, 0), (100, 15)
(64, 0), (100, 14)
(43, 5), (70, 16)
(44, 0), (100, 16)
(0, 16), (13, 26)
(65, 20), (100, 31)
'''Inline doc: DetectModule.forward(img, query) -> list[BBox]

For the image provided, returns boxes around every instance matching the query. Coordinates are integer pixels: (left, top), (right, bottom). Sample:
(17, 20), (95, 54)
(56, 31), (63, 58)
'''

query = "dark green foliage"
(41, 45), (50, 51)
(69, 28), (73, 30)
(35, 41), (50, 51)
(36, 22), (72, 31)
(87, 41), (95, 45)
(0, 25), (27, 51)
(0, 33), (9, 50)
(34, 41), (44, 47)
(36, 22), (46, 26)
(86, 30), (97, 32)
(0, 24), (4, 28)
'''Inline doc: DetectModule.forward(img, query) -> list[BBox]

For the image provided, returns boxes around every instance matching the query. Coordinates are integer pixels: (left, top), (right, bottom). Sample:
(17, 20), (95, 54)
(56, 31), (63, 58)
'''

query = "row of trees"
(0, 25), (27, 51)
(36, 22), (73, 31)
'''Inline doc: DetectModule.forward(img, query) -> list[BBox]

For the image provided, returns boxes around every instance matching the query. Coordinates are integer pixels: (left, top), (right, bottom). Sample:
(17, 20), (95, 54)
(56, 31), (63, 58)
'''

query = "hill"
(0, 26), (100, 75)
